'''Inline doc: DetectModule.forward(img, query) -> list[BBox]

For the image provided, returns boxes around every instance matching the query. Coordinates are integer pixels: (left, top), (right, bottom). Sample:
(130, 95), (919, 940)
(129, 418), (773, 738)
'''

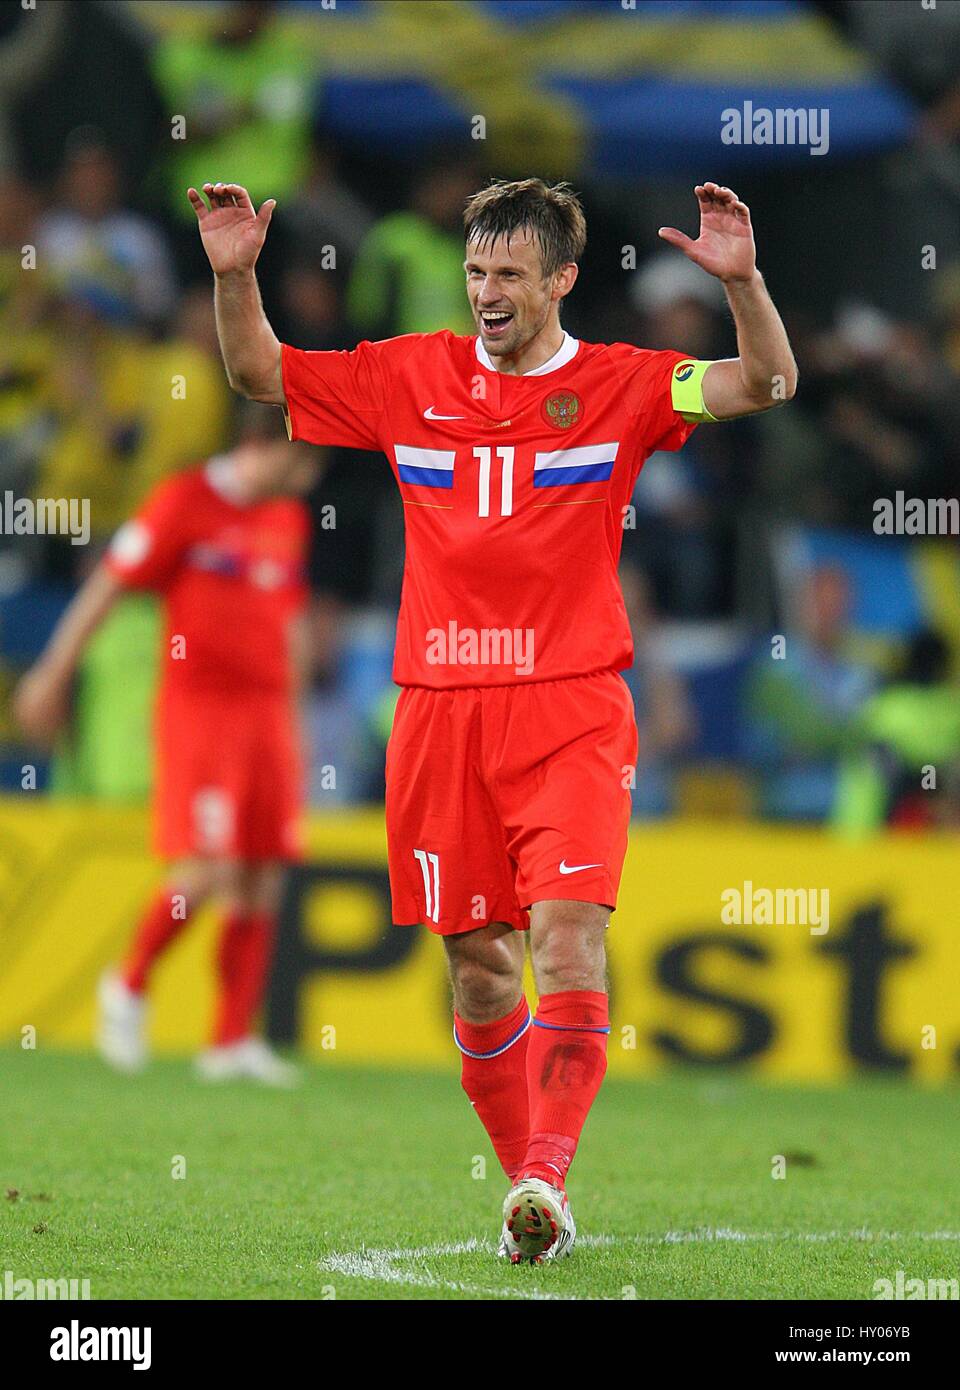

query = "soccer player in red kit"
(15, 403), (318, 1086)
(189, 175), (797, 1257)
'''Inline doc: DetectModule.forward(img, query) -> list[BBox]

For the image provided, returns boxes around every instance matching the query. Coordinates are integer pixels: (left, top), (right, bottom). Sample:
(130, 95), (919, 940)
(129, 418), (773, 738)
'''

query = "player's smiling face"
(465, 228), (571, 361)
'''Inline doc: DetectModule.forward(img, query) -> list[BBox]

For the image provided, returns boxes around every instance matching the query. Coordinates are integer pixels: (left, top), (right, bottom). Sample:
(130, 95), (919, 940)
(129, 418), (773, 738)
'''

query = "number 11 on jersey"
(474, 446), (514, 518)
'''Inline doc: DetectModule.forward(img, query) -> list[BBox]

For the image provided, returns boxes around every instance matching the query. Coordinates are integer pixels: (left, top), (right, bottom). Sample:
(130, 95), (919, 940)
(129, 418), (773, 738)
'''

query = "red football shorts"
(154, 684), (304, 862)
(385, 670), (637, 935)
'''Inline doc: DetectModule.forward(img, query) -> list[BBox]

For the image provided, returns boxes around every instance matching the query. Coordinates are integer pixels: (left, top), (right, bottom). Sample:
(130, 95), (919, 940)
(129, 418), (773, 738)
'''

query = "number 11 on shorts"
(413, 848), (440, 924)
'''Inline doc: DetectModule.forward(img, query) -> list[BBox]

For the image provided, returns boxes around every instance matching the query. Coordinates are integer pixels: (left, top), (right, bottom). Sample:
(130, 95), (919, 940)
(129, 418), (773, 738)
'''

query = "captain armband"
(669, 359), (719, 423)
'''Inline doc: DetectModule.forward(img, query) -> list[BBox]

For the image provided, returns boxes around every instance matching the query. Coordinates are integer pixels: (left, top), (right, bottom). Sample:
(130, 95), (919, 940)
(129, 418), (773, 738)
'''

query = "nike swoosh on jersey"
(423, 406), (465, 420)
(558, 860), (604, 875)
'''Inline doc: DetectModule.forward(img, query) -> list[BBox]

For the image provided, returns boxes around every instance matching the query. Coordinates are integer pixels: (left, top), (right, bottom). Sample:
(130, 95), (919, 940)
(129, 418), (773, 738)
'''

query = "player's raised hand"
(187, 182), (276, 276)
(658, 183), (756, 284)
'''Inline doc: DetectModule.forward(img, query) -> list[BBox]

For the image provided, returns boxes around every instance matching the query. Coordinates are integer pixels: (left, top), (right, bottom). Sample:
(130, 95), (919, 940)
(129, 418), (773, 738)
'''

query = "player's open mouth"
(480, 310), (514, 336)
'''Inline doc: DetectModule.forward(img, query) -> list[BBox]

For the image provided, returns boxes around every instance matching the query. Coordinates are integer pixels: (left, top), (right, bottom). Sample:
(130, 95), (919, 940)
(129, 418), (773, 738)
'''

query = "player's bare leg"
(196, 860), (298, 1087)
(445, 920), (525, 1024)
(528, 900), (607, 995)
(98, 858), (221, 1072)
(502, 900), (609, 1262)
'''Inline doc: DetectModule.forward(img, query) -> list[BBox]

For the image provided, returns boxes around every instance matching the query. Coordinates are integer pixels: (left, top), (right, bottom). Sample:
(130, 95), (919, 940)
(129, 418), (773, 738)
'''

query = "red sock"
(121, 888), (193, 993)
(454, 997), (531, 1182)
(213, 910), (277, 1046)
(520, 990), (609, 1189)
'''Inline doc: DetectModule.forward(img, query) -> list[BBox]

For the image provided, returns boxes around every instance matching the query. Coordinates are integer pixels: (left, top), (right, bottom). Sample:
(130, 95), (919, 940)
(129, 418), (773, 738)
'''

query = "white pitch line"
(320, 1240), (583, 1300)
(647, 1229), (960, 1244)
(319, 1230), (960, 1299)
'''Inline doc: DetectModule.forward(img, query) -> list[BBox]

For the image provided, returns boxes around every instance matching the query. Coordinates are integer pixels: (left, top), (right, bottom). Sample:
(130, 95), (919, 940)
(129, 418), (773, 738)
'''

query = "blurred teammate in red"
(16, 404), (318, 1085)
(188, 174), (797, 1257)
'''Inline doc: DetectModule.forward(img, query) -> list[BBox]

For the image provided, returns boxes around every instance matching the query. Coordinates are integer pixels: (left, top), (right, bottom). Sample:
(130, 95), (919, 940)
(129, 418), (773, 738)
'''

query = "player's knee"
(445, 922), (524, 1021)
(450, 944), (523, 1021)
(531, 906), (607, 994)
(214, 859), (248, 902)
(168, 858), (216, 910)
(452, 957), (508, 1018)
(245, 862), (284, 915)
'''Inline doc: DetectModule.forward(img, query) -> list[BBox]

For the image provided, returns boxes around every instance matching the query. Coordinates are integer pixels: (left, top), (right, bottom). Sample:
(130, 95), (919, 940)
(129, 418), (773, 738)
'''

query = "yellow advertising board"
(0, 796), (957, 1083)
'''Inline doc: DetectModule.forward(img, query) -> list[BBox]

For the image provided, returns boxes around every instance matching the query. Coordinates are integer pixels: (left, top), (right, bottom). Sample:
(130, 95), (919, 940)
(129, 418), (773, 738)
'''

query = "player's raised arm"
(188, 182), (284, 404)
(658, 182), (798, 419)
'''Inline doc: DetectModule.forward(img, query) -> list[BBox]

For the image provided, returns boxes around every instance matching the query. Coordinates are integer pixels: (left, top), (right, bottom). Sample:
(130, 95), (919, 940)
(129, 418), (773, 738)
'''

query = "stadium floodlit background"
(2, 0), (960, 1303)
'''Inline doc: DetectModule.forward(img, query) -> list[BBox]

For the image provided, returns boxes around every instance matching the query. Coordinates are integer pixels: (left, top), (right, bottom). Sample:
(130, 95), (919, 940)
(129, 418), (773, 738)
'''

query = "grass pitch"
(1, 1049), (957, 1301)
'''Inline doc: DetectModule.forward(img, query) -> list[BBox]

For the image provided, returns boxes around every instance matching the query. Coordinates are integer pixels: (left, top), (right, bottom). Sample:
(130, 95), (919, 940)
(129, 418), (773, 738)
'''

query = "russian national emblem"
(541, 390), (582, 430)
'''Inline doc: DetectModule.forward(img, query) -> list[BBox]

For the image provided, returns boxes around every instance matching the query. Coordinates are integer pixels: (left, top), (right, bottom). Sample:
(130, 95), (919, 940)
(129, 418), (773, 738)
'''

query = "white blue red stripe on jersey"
(533, 442), (619, 488)
(395, 444), (456, 489)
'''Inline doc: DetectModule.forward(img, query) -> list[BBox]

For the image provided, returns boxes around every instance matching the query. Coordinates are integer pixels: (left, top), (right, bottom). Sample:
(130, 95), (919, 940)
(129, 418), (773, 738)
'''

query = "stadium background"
(1, 0), (959, 1086)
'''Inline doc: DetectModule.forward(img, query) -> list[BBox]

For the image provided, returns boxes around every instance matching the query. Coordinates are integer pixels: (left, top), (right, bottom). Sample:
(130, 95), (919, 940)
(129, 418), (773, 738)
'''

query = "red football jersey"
(106, 460), (309, 695)
(282, 330), (698, 687)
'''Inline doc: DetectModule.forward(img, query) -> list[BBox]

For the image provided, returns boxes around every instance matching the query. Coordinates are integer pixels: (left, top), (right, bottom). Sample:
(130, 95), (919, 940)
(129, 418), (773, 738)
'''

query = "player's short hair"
(463, 178), (586, 279)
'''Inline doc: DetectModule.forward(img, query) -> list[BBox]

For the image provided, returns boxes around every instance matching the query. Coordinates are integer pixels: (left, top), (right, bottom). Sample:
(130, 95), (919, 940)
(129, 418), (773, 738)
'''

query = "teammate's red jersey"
(106, 459), (309, 695)
(282, 330), (699, 688)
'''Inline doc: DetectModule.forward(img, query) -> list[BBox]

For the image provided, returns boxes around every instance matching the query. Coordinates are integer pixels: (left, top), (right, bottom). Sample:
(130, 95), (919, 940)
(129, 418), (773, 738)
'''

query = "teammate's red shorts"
(153, 683), (304, 862)
(385, 670), (637, 935)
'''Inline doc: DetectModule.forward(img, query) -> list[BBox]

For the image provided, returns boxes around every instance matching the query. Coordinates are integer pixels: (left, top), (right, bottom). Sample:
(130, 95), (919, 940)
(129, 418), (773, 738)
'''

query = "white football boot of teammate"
(195, 1038), (299, 1087)
(499, 1177), (576, 1264)
(97, 971), (148, 1073)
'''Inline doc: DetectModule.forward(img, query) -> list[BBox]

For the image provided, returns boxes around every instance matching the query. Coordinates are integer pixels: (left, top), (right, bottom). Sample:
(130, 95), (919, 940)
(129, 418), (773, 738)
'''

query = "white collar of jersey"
(474, 329), (580, 376)
(204, 454), (247, 506)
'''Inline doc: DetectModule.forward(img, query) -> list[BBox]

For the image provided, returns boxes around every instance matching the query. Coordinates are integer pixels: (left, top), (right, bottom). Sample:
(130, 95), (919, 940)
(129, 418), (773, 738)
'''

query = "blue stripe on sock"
(454, 1010), (531, 1060)
(532, 1019), (611, 1034)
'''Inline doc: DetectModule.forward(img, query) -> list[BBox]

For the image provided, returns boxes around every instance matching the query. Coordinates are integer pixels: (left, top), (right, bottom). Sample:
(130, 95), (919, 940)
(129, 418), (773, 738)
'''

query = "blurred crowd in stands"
(1, 0), (959, 831)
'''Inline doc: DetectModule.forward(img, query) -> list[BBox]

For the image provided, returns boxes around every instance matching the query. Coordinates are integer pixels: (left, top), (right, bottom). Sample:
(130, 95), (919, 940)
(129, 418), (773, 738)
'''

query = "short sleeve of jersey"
(613, 346), (705, 454)
(281, 338), (395, 451)
(106, 474), (192, 592)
